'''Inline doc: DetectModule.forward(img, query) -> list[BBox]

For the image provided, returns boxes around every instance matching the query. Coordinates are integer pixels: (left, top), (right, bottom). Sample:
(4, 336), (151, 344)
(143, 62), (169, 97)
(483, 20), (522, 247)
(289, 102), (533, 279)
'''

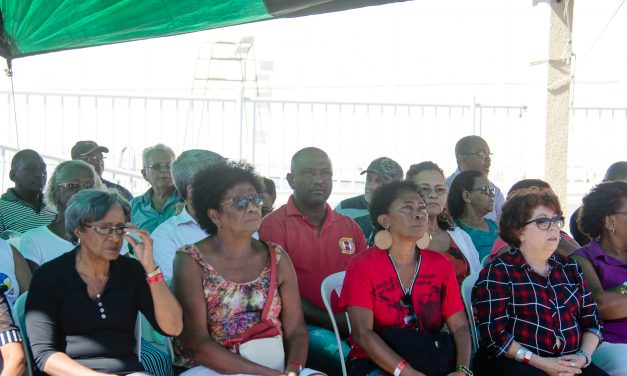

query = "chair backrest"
(11, 292), (34, 376)
(320, 271), (348, 376)
(461, 273), (480, 353)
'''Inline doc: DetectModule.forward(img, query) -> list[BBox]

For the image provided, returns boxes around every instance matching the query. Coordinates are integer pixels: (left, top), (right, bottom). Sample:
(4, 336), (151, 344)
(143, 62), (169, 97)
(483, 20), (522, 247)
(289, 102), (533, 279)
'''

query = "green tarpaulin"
(0, 0), (406, 60)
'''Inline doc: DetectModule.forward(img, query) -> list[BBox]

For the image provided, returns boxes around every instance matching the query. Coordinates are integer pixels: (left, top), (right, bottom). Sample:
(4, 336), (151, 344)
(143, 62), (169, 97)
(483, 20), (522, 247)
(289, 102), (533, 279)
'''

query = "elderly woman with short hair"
(19, 160), (105, 271)
(25, 189), (183, 376)
(473, 189), (607, 376)
(573, 181), (627, 376)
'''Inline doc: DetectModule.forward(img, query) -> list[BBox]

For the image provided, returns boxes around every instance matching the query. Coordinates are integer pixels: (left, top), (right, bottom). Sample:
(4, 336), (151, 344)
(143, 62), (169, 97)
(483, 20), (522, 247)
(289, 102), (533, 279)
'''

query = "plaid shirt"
(472, 248), (602, 357)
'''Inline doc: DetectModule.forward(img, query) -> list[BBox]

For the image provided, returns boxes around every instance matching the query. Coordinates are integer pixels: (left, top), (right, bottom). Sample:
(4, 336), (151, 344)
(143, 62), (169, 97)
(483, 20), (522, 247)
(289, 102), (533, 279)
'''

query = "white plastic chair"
(320, 271), (350, 376)
(461, 273), (480, 353)
(11, 292), (35, 376)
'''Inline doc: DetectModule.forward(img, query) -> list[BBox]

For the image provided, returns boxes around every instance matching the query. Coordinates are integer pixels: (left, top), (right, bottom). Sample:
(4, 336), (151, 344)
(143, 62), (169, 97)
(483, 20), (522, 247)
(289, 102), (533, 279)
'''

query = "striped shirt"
(472, 248), (602, 357)
(0, 189), (56, 240)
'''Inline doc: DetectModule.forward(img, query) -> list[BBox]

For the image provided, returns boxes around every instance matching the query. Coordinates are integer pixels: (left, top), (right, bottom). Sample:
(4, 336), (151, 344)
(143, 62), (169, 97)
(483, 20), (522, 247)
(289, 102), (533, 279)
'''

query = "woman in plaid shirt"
(472, 189), (608, 376)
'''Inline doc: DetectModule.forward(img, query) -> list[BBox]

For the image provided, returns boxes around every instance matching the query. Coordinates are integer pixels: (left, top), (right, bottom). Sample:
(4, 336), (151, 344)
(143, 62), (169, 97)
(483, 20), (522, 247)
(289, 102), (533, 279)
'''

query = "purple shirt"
(574, 240), (627, 344)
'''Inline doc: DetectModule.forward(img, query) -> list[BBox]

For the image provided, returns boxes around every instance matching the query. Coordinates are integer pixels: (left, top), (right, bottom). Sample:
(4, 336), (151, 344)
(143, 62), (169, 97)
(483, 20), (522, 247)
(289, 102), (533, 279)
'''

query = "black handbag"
(376, 327), (456, 376)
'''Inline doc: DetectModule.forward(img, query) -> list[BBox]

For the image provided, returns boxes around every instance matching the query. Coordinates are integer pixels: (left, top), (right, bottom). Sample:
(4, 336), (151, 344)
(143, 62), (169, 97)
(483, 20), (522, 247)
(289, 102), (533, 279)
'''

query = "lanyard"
(387, 251), (422, 296)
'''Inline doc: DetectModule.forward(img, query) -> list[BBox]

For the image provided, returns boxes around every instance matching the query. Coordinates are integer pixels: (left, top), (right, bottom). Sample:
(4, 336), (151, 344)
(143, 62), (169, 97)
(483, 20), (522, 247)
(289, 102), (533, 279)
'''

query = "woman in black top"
(25, 189), (183, 375)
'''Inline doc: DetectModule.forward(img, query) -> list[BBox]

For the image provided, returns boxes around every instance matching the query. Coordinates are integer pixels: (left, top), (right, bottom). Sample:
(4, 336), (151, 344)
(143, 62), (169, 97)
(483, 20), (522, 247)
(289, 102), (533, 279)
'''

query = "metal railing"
(2, 91), (625, 208)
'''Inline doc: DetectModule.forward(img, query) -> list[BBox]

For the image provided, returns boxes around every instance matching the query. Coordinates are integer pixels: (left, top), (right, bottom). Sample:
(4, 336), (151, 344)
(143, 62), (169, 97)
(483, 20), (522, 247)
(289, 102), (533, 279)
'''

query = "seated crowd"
(0, 137), (625, 376)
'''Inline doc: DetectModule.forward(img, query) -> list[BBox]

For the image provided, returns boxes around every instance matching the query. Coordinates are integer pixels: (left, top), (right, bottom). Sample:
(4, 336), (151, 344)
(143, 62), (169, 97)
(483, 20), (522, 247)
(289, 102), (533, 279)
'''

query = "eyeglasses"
(524, 216), (565, 230)
(219, 194), (264, 211)
(463, 150), (492, 160)
(418, 186), (447, 197)
(613, 211), (627, 216)
(146, 163), (171, 171)
(469, 185), (496, 196)
(57, 182), (95, 192)
(400, 294), (417, 325)
(83, 224), (128, 236)
(80, 155), (106, 163)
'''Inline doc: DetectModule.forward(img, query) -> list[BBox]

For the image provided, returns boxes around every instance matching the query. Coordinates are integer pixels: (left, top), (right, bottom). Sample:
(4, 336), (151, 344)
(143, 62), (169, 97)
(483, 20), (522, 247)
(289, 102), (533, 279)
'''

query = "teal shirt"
(454, 218), (499, 261)
(130, 189), (181, 233)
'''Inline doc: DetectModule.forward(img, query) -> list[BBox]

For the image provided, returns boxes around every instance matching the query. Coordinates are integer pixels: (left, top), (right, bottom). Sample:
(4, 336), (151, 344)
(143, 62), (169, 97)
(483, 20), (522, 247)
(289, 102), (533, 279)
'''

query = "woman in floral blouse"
(171, 161), (312, 376)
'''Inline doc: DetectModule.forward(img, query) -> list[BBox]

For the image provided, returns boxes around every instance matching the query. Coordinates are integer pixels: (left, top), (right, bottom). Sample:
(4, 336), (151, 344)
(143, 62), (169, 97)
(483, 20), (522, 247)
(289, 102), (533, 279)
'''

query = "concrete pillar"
(544, 0), (574, 207)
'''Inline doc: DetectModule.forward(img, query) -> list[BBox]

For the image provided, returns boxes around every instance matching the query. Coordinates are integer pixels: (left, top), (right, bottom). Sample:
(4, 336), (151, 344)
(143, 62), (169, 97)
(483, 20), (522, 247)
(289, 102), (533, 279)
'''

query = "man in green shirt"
(130, 144), (181, 233)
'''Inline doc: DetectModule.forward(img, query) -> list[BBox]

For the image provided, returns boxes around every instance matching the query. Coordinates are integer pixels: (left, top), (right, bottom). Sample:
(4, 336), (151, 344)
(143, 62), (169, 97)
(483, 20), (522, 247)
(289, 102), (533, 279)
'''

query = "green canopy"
(0, 0), (406, 60)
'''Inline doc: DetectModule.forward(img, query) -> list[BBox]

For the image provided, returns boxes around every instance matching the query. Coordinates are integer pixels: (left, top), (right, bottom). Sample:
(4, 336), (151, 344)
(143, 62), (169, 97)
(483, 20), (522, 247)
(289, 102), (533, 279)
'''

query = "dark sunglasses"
(219, 194), (264, 211)
(400, 294), (417, 325)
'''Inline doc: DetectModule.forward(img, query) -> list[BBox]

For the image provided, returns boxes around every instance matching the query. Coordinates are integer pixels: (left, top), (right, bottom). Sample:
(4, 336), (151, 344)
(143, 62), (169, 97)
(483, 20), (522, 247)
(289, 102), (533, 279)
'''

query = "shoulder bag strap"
(260, 241), (277, 321)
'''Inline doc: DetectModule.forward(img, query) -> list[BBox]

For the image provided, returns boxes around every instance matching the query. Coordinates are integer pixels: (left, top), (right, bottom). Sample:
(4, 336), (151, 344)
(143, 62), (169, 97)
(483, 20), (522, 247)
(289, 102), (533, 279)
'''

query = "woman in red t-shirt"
(339, 181), (472, 376)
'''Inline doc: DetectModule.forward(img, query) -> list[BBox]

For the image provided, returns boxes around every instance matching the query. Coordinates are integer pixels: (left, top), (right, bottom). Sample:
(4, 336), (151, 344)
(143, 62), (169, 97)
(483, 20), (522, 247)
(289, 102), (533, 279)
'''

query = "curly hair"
(446, 170), (484, 219)
(369, 181), (421, 232)
(578, 181), (627, 239)
(406, 161), (453, 230)
(499, 189), (562, 247)
(192, 160), (263, 236)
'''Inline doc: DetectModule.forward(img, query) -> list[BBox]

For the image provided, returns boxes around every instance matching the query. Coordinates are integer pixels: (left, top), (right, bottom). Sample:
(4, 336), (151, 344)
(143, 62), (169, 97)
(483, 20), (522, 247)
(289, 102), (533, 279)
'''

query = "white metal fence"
(0, 91), (624, 209)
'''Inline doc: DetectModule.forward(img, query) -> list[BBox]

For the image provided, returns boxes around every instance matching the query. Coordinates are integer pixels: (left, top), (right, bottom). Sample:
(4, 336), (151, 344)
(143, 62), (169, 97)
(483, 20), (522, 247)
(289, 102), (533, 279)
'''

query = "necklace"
(77, 253), (110, 319)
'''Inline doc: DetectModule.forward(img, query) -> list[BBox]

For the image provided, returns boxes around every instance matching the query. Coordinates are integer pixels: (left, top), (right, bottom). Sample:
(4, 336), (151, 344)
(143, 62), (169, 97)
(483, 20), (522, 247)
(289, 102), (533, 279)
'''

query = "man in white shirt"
(445, 135), (505, 221)
(151, 149), (223, 282)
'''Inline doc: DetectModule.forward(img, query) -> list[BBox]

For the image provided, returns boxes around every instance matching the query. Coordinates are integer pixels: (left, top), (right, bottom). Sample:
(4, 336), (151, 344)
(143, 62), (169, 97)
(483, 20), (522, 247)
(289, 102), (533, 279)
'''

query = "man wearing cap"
(71, 141), (133, 201)
(335, 157), (404, 245)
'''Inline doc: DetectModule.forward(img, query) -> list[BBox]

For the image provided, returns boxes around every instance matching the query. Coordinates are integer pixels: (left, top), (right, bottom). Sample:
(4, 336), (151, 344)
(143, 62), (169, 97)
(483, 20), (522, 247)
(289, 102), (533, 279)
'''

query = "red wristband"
(146, 273), (164, 285)
(394, 360), (408, 376)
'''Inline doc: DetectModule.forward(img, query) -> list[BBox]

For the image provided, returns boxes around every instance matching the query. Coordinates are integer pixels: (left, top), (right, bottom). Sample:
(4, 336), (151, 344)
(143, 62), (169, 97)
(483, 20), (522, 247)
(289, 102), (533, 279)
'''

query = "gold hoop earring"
(374, 225), (393, 250)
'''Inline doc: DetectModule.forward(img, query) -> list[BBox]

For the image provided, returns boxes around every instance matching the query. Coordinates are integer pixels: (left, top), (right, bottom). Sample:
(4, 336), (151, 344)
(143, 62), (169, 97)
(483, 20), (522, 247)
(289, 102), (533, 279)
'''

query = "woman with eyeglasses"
(472, 189), (607, 376)
(25, 189), (183, 376)
(406, 162), (481, 285)
(447, 170), (499, 261)
(339, 181), (472, 376)
(19, 160), (115, 272)
(486, 179), (580, 263)
(572, 181), (627, 376)
(171, 161), (316, 376)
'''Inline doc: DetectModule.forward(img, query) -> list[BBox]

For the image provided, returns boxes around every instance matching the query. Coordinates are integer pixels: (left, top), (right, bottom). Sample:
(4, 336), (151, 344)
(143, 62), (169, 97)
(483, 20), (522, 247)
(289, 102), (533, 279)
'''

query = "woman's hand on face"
(536, 356), (582, 376)
(124, 226), (156, 272)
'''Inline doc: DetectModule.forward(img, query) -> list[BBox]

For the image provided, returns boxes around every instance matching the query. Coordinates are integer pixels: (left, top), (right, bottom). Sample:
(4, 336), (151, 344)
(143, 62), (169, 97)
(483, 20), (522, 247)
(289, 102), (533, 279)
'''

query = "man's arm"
(301, 297), (349, 338)
(0, 293), (26, 376)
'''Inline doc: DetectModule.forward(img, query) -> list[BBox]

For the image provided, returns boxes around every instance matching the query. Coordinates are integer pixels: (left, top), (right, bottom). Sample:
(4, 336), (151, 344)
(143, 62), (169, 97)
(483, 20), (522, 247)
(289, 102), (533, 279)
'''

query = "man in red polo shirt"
(259, 147), (367, 375)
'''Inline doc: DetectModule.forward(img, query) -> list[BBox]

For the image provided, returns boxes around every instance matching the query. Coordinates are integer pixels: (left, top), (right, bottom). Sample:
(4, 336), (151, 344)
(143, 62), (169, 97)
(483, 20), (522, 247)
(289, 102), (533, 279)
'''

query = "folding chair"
(460, 273), (480, 353)
(11, 292), (35, 376)
(320, 271), (350, 376)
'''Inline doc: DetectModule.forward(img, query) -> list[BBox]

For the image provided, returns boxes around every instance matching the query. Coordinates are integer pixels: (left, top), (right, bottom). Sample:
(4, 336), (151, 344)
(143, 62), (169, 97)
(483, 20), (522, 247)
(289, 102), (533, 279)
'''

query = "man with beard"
(0, 150), (56, 239)
(446, 135), (505, 221)
(130, 144), (181, 233)
(259, 147), (367, 375)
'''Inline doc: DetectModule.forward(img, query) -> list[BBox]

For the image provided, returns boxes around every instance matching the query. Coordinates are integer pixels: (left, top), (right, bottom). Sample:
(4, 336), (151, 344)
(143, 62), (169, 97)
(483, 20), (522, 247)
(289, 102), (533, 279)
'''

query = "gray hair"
(44, 160), (105, 214)
(172, 149), (223, 200)
(65, 189), (131, 244)
(142, 143), (176, 168)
